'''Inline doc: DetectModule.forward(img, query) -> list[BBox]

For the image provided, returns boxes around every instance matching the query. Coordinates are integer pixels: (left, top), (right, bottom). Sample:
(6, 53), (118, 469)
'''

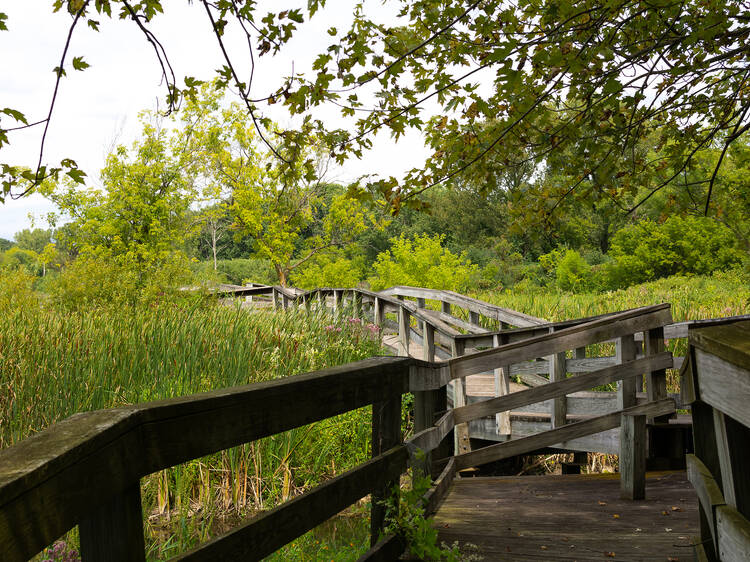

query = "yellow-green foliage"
(369, 233), (479, 291)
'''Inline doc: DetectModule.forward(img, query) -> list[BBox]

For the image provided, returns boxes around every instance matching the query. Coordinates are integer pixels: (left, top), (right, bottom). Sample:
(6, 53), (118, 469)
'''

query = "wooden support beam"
(646, 326), (671, 422)
(493, 334), (511, 436)
(79, 482), (145, 562)
(451, 339), (471, 456)
(416, 297), (426, 337)
(620, 413), (646, 500)
(370, 394), (402, 547)
(398, 307), (410, 357)
(548, 340), (567, 429)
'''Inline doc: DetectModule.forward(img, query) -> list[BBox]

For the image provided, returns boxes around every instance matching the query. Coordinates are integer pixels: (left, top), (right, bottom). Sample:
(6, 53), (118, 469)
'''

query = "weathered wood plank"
(716, 504), (750, 562)
(548, 330), (567, 429)
(694, 348), (750, 429)
(434, 472), (698, 561)
(451, 340), (471, 456)
(450, 399), (675, 470)
(452, 353), (672, 425)
(620, 413), (646, 500)
(686, 453), (726, 553)
(176, 446), (409, 561)
(690, 320), (750, 373)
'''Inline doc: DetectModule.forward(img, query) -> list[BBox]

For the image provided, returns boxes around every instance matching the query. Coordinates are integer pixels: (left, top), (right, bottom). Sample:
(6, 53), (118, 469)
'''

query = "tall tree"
(3, 0), (748, 226)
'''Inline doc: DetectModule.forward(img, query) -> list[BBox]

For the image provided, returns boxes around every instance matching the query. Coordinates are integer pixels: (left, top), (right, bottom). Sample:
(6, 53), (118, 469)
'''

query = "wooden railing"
(681, 318), (750, 561)
(1, 298), (682, 561)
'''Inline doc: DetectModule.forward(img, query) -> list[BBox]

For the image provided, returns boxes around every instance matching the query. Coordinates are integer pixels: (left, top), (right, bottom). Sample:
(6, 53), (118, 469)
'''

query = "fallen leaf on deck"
(613, 514), (620, 519)
(605, 552), (616, 558)
(665, 527), (672, 532)
(540, 546), (548, 550)
(671, 506), (682, 512)
(667, 557), (679, 561)
(661, 510), (669, 515)
(598, 500), (607, 505)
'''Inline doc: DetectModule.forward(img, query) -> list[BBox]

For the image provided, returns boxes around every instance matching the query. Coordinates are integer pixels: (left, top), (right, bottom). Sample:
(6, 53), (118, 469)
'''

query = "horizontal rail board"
(176, 446), (409, 561)
(453, 353), (673, 425)
(450, 399), (676, 470)
(447, 304), (672, 384)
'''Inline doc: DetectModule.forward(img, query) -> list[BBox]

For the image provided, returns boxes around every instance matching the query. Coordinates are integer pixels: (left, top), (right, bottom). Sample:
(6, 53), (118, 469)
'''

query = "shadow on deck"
(434, 471), (698, 561)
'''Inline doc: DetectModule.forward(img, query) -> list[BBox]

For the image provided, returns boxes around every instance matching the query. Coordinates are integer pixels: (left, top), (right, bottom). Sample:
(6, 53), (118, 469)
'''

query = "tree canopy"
(2, 0), (749, 223)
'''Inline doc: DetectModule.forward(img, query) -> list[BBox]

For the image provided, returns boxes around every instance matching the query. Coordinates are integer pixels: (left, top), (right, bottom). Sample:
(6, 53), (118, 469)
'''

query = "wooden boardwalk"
(434, 471), (698, 561)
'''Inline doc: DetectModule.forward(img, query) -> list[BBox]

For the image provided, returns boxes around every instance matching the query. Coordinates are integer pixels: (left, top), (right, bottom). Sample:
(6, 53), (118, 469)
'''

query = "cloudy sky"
(0, 1), (428, 240)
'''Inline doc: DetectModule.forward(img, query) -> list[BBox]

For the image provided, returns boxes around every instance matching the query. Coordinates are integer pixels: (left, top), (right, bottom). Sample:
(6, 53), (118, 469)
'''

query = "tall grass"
(0, 275), (384, 558)
(473, 270), (749, 323)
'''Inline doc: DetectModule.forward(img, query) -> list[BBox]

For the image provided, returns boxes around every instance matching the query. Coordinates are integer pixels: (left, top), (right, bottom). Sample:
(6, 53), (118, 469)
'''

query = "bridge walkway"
(433, 471), (698, 561)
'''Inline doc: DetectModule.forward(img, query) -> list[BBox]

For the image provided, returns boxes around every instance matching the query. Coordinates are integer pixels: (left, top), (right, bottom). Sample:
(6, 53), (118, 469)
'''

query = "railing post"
(398, 306), (410, 357)
(620, 412), (646, 500)
(548, 327), (567, 428)
(354, 291), (362, 318)
(333, 290), (341, 316)
(616, 334), (638, 410)
(374, 296), (384, 328)
(370, 392), (401, 546)
(79, 482), (146, 562)
(271, 287), (279, 310)
(493, 333), (511, 436)
(645, 326), (671, 422)
(451, 339), (471, 455)
(416, 297), (426, 337)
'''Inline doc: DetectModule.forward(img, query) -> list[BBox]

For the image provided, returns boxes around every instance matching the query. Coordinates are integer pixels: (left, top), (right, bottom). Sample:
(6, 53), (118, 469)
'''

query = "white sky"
(0, 1), (430, 240)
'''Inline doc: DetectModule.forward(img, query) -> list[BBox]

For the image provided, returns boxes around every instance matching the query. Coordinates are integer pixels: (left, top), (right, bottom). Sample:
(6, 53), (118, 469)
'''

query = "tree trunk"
(275, 265), (287, 287)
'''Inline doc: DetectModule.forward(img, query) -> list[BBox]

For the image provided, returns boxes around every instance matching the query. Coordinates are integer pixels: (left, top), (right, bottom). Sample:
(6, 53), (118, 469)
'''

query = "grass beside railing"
(0, 289), (384, 559)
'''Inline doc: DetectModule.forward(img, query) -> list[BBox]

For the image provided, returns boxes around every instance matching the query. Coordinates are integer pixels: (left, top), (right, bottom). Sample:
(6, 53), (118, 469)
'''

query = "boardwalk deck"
(433, 471), (698, 561)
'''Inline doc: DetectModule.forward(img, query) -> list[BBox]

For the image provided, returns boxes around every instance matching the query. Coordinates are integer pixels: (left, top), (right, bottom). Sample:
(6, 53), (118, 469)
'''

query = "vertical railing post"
(493, 333), (512, 436)
(374, 296), (384, 328)
(451, 339), (471, 455)
(333, 290), (342, 318)
(617, 334), (638, 410)
(271, 287), (279, 310)
(413, 324), (440, 477)
(620, 412), (647, 500)
(370, 392), (402, 546)
(79, 482), (146, 562)
(548, 327), (567, 428)
(398, 306), (410, 357)
(646, 326), (671, 422)
(416, 297), (426, 337)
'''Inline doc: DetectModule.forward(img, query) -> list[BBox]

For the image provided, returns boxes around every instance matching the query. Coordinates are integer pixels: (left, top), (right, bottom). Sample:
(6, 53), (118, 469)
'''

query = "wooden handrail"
(0, 356), (414, 561)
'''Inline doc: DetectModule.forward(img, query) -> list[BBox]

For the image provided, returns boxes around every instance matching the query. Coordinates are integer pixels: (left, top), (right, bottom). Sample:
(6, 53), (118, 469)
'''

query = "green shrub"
(556, 249), (592, 292)
(368, 234), (479, 291)
(605, 216), (744, 288)
(214, 258), (277, 285)
(291, 253), (365, 289)
(49, 253), (196, 310)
